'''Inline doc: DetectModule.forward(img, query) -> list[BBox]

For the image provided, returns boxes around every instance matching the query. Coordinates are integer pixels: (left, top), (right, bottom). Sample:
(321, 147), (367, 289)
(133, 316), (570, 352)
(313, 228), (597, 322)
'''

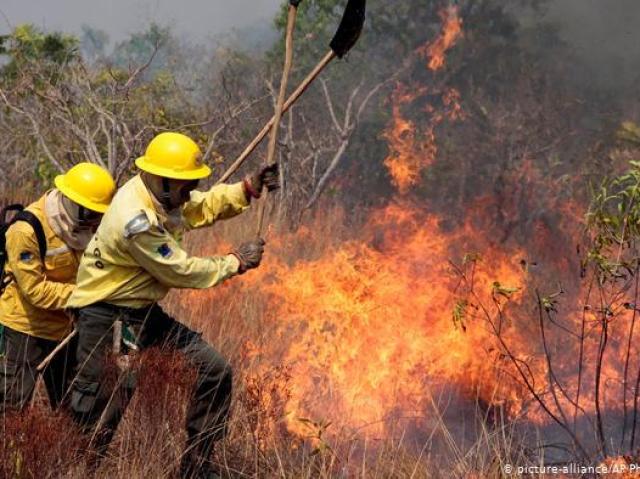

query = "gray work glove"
(232, 239), (266, 273)
(244, 164), (280, 199)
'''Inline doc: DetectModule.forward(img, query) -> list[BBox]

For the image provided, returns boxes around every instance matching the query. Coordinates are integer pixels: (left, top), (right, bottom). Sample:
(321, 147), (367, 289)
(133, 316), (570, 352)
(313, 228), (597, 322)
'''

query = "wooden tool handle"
(217, 50), (336, 185)
(36, 329), (78, 372)
(255, 4), (298, 238)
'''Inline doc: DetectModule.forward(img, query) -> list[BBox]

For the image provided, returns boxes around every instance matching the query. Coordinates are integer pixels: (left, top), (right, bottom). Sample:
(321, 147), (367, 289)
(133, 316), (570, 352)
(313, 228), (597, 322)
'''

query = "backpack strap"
(0, 209), (48, 297)
(0, 205), (26, 296)
(13, 211), (47, 261)
(1, 204), (25, 225)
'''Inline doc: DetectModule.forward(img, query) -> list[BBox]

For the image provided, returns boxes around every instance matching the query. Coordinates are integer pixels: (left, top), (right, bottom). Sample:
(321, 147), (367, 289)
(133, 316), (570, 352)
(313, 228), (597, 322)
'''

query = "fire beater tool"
(33, 0), (366, 374)
(217, 0), (366, 184)
(255, 0), (302, 237)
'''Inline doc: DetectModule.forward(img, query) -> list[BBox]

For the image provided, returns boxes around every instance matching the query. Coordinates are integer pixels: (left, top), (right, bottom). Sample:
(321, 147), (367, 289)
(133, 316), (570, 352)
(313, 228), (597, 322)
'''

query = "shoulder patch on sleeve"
(157, 243), (174, 258)
(124, 211), (152, 239)
(19, 251), (34, 262)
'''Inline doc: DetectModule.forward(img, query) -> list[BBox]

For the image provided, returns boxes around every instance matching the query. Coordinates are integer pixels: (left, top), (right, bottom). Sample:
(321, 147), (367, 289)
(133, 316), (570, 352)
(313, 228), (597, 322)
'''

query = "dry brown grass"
(0, 199), (542, 478)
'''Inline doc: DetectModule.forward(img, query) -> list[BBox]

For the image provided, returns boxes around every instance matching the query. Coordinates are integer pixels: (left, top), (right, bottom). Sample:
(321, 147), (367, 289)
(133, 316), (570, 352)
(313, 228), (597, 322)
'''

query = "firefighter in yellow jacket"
(66, 132), (277, 478)
(0, 163), (116, 412)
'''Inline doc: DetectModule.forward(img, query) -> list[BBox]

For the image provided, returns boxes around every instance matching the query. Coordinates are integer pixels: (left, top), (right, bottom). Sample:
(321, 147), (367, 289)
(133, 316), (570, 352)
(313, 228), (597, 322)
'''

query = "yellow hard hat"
(54, 163), (116, 213)
(135, 132), (212, 180)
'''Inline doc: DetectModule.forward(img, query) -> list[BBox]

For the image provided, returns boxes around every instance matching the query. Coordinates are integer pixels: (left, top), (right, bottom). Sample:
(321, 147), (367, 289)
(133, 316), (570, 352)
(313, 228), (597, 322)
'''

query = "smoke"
(545, 0), (640, 90)
(0, 0), (281, 43)
(2, 0), (638, 89)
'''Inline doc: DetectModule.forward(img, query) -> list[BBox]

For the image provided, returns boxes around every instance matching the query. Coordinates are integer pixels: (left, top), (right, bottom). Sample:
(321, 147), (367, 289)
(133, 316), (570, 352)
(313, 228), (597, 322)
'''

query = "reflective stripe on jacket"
(66, 175), (247, 309)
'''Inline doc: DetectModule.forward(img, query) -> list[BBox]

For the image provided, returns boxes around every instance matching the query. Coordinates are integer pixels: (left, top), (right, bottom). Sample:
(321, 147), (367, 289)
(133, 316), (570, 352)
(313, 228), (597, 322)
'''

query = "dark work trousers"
(0, 326), (77, 412)
(69, 302), (233, 463)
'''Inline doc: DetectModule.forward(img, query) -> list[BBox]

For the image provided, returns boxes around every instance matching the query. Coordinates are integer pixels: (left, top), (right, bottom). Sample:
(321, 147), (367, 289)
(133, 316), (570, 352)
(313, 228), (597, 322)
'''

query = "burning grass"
(1, 167), (638, 477)
(0, 198), (547, 478)
(3, 4), (640, 477)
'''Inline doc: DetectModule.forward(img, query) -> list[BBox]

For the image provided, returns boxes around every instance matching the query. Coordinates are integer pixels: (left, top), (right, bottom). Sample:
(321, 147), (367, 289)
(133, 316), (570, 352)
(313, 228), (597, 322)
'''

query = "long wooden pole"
(255, 4), (299, 237)
(36, 329), (77, 372)
(217, 50), (336, 185)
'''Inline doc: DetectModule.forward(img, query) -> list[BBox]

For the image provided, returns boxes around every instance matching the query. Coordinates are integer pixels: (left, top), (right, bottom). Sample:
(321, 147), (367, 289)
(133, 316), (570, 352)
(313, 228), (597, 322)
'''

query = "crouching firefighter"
(0, 163), (116, 412)
(66, 132), (278, 478)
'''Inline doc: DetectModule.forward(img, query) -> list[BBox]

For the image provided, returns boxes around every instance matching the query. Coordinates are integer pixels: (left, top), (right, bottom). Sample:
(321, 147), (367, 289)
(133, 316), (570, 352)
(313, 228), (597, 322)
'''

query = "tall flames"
(182, 5), (640, 454)
(227, 7), (538, 439)
(384, 7), (464, 193)
(423, 6), (463, 71)
(248, 204), (530, 438)
(245, 6), (531, 427)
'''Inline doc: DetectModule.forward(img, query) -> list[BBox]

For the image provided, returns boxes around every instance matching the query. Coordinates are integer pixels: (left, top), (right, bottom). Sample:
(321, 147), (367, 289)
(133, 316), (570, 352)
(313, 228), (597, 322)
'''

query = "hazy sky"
(545, 0), (640, 87)
(0, 0), (283, 42)
(1, 0), (638, 88)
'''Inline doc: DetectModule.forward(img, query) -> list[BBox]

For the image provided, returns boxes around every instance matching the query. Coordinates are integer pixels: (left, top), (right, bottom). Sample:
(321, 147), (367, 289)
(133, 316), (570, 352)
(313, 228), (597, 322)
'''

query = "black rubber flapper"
(330, 0), (366, 58)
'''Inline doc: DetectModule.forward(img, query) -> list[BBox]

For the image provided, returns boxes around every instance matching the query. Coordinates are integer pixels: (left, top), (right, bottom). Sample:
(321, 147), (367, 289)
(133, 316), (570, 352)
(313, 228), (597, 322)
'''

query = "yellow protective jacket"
(0, 194), (79, 341)
(66, 174), (248, 309)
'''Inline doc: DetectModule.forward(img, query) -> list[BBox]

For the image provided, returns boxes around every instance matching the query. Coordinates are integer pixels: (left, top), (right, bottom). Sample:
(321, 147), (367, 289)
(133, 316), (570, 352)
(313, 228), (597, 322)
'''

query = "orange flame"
(232, 203), (529, 437)
(383, 84), (465, 192)
(226, 4), (529, 438)
(382, 7), (463, 192)
(179, 2), (638, 450)
(425, 6), (463, 71)
(382, 86), (435, 193)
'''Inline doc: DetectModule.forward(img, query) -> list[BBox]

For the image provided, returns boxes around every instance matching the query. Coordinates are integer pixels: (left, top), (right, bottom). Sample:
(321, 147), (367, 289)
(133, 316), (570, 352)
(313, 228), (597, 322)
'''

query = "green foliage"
(112, 23), (170, 71)
(12, 24), (78, 62)
(585, 159), (640, 283)
(270, 0), (444, 82)
(0, 24), (78, 79)
(539, 289), (563, 313)
(0, 21), (211, 178)
(492, 282), (520, 299)
(452, 299), (469, 331)
(272, 0), (341, 62)
(618, 121), (640, 146)
(36, 159), (58, 187)
(267, 0), (572, 213)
